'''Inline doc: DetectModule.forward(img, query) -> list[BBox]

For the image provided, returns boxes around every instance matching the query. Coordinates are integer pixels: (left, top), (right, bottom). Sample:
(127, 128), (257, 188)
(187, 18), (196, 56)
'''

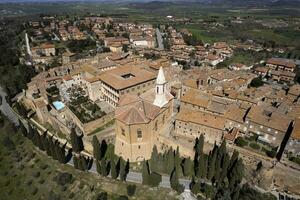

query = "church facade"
(114, 67), (174, 162)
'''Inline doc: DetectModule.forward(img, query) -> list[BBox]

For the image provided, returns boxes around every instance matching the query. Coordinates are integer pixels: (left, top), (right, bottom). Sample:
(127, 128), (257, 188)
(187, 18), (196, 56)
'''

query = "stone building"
(114, 67), (174, 162)
(99, 66), (156, 107)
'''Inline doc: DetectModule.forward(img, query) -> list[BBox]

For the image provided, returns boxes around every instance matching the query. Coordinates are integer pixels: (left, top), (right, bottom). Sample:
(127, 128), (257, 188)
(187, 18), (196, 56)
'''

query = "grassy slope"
(0, 118), (176, 200)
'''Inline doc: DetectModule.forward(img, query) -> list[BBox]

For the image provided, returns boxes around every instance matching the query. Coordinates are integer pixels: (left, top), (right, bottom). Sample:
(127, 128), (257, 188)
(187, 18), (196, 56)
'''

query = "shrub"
(266, 149), (277, 158)
(33, 171), (41, 178)
(40, 164), (48, 170)
(54, 172), (73, 186)
(203, 184), (215, 198)
(60, 186), (67, 192)
(26, 179), (33, 186)
(250, 77), (264, 88)
(31, 187), (38, 195)
(96, 192), (107, 200)
(235, 137), (248, 147)
(290, 156), (300, 165)
(127, 184), (136, 196)
(117, 195), (129, 200)
(38, 179), (45, 184)
(68, 192), (75, 199)
(148, 172), (162, 187)
(249, 143), (261, 150)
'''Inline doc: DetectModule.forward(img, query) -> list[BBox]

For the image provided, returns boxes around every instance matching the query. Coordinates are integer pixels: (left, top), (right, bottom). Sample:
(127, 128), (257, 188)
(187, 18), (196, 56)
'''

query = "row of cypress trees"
(20, 121), (72, 164)
(92, 136), (130, 181)
(147, 134), (244, 196)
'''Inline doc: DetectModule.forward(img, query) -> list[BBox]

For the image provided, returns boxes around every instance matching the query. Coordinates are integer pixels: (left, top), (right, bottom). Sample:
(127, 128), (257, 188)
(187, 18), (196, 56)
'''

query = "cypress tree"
(198, 153), (206, 179)
(150, 145), (158, 172)
(183, 157), (193, 177)
(220, 153), (230, 183)
(124, 159), (130, 180)
(101, 158), (108, 176)
(100, 140), (107, 159)
(228, 150), (239, 172)
(196, 134), (204, 156)
(70, 128), (78, 152)
(231, 185), (240, 200)
(70, 128), (84, 153)
(208, 149), (217, 181)
(119, 159), (126, 181)
(96, 160), (101, 175)
(175, 146), (182, 176)
(111, 159), (118, 179)
(166, 147), (175, 174)
(170, 167), (184, 194)
(92, 136), (101, 160)
(142, 160), (150, 185)
(219, 140), (226, 160)
(73, 156), (79, 169)
(214, 157), (221, 185)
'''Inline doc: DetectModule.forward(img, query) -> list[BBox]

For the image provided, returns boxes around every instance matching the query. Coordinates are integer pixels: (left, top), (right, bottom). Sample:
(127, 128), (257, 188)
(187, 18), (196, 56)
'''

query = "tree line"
(19, 121), (72, 164)
(92, 135), (130, 181)
(141, 134), (244, 199)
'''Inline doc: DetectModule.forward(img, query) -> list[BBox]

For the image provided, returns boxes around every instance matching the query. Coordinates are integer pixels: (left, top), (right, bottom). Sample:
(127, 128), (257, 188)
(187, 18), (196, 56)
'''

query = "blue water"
(53, 101), (65, 110)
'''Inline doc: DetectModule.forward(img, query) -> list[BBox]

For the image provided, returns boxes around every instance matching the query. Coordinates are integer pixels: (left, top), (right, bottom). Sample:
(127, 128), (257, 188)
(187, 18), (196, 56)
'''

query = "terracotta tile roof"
(254, 66), (269, 73)
(224, 128), (239, 141)
(288, 85), (300, 96)
(224, 104), (246, 123)
(181, 89), (210, 108)
(115, 95), (161, 125)
(176, 109), (225, 130)
(267, 58), (296, 69)
(99, 66), (156, 90)
(84, 76), (100, 83)
(247, 105), (291, 132)
(182, 79), (198, 89)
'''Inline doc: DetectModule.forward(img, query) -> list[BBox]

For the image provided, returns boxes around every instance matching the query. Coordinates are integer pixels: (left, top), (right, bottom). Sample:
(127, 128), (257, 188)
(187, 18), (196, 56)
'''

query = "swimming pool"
(53, 101), (65, 111)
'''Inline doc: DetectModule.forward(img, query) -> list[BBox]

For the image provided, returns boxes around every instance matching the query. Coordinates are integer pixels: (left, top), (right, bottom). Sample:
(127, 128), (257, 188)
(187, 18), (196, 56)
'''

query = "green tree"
(142, 160), (150, 185)
(249, 77), (264, 88)
(150, 145), (159, 172)
(165, 147), (175, 174)
(92, 136), (101, 160)
(101, 158), (109, 176)
(110, 159), (118, 179)
(170, 167), (184, 194)
(208, 148), (217, 181)
(183, 157), (194, 177)
(70, 128), (84, 153)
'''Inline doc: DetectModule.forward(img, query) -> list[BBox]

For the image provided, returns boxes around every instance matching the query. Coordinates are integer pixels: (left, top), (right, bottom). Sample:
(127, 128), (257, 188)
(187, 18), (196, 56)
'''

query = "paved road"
(68, 157), (196, 199)
(0, 87), (19, 126)
(156, 28), (164, 50)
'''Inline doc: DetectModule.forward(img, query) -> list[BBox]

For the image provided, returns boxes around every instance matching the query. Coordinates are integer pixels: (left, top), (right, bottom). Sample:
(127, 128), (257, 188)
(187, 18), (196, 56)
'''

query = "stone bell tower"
(153, 67), (168, 107)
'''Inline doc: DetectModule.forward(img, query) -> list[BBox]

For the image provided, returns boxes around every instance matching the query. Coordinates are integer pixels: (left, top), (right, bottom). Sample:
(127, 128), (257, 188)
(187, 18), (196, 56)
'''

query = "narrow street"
(156, 28), (164, 50)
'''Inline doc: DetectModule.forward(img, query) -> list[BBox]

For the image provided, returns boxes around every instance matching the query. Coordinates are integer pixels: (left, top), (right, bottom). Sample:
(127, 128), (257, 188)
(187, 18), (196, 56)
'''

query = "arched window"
(157, 86), (159, 94)
(137, 129), (142, 139)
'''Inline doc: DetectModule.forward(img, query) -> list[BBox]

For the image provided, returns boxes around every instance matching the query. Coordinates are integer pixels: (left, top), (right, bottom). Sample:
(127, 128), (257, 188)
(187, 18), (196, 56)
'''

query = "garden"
(68, 98), (106, 124)
(235, 135), (277, 158)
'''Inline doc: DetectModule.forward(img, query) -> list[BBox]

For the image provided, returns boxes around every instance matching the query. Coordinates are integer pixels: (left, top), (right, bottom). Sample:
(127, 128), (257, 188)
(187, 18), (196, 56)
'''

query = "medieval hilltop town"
(3, 13), (300, 200)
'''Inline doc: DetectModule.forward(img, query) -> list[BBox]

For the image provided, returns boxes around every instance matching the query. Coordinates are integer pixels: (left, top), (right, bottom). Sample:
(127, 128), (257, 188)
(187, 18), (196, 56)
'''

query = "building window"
(157, 87), (159, 93)
(137, 129), (142, 139)
(121, 128), (125, 136)
(138, 145), (141, 149)
(162, 115), (165, 124)
(155, 121), (158, 131)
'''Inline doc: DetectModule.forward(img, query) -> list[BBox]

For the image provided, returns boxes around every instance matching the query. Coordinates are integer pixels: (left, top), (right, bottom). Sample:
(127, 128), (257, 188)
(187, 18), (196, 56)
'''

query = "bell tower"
(153, 67), (168, 107)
